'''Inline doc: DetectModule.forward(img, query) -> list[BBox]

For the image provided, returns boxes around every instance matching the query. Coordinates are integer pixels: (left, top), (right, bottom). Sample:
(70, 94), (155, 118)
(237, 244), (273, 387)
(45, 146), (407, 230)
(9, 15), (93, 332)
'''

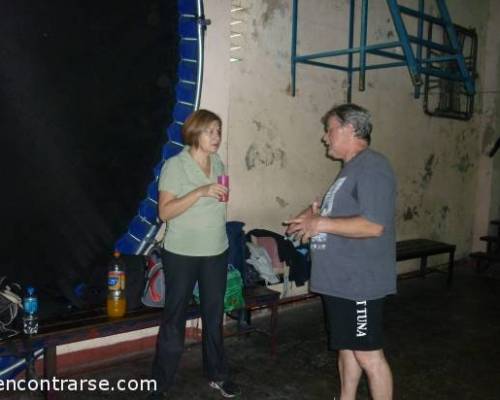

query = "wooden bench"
(232, 286), (280, 356)
(396, 239), (456, 286)
(469, 218), (500, 271)
(0, 286), (280, 400)
(2, 238), (457, 396)
(469, 250), (500, 268)
(1, 307), (165, 399)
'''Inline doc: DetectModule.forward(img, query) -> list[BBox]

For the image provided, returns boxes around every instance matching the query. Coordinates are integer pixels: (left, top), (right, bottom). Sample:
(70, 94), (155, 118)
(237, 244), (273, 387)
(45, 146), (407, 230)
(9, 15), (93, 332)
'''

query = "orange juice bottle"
(107, 251), (126, 317)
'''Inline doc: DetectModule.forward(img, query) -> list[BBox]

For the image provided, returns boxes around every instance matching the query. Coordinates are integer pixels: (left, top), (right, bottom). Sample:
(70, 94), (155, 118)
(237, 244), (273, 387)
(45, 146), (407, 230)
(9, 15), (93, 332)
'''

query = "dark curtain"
(0, 0), (178, 301)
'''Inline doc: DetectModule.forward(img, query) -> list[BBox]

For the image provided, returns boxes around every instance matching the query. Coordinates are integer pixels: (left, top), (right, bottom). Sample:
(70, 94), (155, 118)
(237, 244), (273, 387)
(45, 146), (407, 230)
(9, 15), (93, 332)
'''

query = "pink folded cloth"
(254, 236), (284, 274)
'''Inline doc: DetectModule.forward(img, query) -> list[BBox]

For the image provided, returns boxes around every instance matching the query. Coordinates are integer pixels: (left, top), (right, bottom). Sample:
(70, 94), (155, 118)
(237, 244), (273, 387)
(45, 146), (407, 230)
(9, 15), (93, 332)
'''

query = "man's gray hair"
(321, 103), (372, 144)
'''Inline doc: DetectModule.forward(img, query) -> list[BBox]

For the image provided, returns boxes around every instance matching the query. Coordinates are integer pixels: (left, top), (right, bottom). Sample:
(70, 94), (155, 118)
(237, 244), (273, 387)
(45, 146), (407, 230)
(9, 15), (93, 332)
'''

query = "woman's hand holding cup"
(199, 182), (228, 201)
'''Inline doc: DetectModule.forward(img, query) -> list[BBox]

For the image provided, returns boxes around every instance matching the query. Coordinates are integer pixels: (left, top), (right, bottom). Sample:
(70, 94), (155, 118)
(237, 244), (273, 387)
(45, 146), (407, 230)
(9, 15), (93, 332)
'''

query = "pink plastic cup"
(217, 175), (229, 202)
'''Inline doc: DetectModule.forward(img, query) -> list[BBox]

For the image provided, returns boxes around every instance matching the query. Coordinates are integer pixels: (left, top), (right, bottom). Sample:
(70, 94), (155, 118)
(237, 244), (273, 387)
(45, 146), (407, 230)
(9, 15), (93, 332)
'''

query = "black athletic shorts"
(322, 295), (385, 351)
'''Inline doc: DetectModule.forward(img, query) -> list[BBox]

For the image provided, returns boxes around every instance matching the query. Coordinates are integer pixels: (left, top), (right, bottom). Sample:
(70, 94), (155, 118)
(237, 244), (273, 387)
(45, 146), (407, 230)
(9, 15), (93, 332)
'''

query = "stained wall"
(201, 0), (500, 271)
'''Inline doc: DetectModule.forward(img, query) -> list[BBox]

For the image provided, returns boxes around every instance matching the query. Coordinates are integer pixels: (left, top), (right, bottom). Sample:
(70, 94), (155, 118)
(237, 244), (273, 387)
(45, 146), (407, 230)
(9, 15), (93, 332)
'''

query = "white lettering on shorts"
(356, 300), (368, 337)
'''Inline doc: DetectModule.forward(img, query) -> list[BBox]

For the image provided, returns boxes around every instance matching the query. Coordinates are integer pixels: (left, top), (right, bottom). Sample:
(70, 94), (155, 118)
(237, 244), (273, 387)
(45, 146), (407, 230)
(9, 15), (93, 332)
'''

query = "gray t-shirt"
(310, 148), (397, 301)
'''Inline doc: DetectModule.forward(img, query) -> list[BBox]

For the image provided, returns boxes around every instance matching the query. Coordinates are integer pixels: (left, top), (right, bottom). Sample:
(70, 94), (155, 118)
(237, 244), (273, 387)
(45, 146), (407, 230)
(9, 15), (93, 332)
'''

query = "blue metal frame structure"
(115, 0), (206, 255)
(291, 0), (475, 103)
(423, 22), (477, 120)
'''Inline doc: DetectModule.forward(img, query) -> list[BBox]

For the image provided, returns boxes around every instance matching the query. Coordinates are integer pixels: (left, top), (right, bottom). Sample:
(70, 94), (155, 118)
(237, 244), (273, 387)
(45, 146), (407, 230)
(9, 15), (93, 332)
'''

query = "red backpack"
(141, 248), (165, 308)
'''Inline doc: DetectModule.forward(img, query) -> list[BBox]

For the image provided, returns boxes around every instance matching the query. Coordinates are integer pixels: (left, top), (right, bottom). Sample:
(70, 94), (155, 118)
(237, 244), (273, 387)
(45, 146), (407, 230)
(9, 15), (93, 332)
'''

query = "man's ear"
(345, 122), (356, 137)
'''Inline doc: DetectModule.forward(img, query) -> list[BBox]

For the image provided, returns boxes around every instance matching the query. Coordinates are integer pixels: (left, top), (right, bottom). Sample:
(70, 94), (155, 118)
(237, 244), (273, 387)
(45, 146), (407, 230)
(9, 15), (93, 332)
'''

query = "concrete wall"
(200, 0), (231, 164)
(485, 0), (500, 226)
(198, 0), (499, 271)
(471, 0), (500, 245)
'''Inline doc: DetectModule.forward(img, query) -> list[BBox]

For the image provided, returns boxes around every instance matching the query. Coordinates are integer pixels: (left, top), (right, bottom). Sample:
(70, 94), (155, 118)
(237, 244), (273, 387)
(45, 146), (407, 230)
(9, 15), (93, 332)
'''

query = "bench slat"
(1, 289), (280, 357)
(396, 239), (455, 261)
(470, 251), (500, 262)
(479, 235), (500, 243)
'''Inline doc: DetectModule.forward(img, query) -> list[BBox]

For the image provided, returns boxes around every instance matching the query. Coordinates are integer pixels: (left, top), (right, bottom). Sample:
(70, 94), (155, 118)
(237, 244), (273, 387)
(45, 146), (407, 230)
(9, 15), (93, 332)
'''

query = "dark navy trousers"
(152, 249), (228, 391)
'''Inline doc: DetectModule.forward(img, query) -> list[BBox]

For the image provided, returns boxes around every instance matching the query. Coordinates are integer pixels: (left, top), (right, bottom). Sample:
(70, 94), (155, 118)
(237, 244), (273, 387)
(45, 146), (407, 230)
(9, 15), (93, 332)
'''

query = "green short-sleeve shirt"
(158, 147), (228, 256)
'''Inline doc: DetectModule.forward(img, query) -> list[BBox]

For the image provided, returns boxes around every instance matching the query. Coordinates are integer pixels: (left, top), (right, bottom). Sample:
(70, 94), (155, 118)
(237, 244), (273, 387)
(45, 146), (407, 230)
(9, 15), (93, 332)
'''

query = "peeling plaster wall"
(202, 0), (498, 272)
(200, 0), (231, 164)
(226, 0), (349, 231)
(471, 0), (500, 246)
(485, 1), (500, 225)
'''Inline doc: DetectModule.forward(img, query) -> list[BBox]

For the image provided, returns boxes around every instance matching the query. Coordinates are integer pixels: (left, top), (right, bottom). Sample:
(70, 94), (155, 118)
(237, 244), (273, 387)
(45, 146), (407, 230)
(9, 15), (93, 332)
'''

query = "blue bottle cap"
(27, 287), (35, 296)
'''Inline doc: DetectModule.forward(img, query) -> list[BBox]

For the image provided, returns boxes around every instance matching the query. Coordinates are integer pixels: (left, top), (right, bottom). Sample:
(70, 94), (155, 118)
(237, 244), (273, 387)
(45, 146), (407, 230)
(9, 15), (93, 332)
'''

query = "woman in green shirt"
(151, 110), (239, 399)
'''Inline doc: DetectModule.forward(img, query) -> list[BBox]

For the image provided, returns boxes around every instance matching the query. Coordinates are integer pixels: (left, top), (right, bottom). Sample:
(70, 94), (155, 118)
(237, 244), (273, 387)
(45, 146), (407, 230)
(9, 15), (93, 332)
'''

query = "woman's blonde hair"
(182, 109), (222, 148)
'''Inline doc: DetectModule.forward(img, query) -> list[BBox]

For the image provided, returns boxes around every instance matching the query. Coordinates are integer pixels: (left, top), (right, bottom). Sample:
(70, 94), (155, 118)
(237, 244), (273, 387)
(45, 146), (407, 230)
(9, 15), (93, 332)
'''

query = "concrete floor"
(11, 262), (500, 400)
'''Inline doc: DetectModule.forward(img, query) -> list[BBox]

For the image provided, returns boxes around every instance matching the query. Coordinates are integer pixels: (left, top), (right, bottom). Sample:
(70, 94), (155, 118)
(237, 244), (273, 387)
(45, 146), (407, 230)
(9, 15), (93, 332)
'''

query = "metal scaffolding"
(290, 0), (475, 109)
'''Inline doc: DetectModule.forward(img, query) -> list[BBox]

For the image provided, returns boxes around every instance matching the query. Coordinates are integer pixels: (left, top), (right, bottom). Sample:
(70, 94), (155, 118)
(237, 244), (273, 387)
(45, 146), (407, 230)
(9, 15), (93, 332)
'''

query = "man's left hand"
(284, 212), (321, 244)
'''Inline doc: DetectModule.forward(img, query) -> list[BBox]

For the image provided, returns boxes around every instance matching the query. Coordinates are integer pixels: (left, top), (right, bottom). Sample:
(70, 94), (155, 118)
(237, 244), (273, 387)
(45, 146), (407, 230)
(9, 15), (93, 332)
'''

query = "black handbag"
(120, 255), (147, 311)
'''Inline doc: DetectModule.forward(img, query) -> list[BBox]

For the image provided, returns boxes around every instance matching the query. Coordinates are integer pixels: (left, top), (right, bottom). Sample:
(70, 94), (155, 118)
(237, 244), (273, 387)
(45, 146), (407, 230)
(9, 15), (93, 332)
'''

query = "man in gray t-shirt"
(286, 104), (396, 400)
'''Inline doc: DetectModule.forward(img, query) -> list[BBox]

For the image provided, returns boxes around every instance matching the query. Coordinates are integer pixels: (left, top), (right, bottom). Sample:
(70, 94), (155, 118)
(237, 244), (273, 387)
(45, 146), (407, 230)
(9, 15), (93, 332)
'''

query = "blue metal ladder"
(291, 0), (475, 102)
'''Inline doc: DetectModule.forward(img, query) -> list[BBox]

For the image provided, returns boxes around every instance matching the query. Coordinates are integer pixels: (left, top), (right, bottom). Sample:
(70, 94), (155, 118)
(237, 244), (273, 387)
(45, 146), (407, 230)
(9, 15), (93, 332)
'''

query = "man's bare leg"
(354, 349), (393, 400)
(338, 349), (363, 400)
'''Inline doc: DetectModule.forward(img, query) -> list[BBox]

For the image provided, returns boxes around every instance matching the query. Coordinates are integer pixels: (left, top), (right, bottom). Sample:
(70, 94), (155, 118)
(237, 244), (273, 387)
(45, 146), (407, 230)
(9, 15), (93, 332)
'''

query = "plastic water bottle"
(107, 251), (126, 318)
(23, 287), (39, 335)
